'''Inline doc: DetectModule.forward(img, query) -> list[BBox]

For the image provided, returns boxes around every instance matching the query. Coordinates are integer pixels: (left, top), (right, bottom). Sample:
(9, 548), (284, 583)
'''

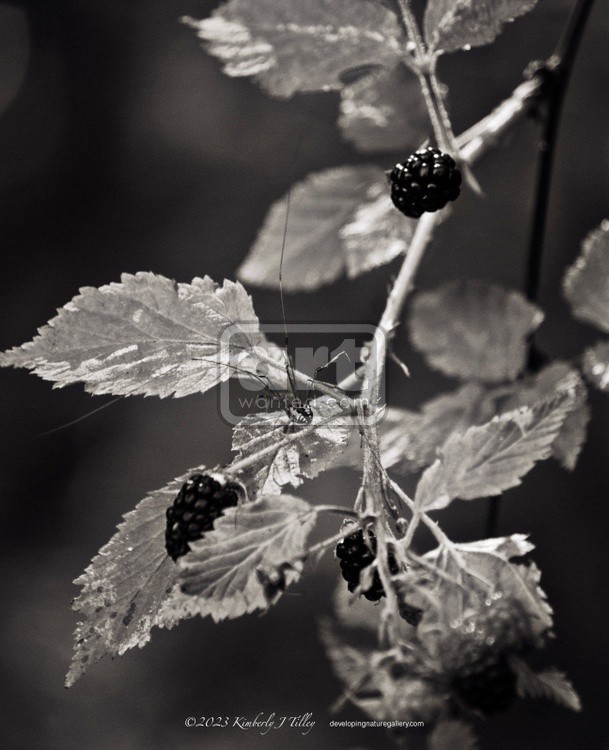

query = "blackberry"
(335, 528), (399, 603)
(165, 473), (243, 561)
(389, 147), (462, 218)
(451, 651), (517, 715)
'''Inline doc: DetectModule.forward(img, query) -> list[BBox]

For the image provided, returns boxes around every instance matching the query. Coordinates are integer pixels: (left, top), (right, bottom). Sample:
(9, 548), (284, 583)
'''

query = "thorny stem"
(339, 76), (542, 396)
(231, 70), (556, 489)
(488, 0), (597, 538)
(358, 408), (403, 646)
(396, 0), (456, 154)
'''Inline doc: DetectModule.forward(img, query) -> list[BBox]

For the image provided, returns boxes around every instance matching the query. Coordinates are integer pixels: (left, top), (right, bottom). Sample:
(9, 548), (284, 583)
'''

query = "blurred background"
(0, 1), (608, 748)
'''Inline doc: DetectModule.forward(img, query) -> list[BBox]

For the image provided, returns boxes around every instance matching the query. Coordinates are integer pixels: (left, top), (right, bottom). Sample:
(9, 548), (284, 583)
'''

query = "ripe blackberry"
(389, 147), (461, 218)
(335, 528), (399, 603)
(451, 650), (517, 715)
(165, 473), (243, 561)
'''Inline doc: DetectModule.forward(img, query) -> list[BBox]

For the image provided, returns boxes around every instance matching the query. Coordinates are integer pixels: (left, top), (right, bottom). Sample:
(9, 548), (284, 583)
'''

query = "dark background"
(0, 1), (608, 748)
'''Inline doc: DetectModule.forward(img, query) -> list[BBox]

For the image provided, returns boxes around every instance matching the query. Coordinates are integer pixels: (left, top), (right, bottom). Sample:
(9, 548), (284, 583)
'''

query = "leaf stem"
(305, 528), (357, 558)
(395, 0), (456, 153)
(314, 506), (360, 519)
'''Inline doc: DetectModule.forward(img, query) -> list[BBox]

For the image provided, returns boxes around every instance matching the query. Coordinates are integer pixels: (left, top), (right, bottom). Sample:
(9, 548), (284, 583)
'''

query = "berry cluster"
(389, 147), (462, 218)
(335, 528), (399, 602)
(165, 473), (243, 561)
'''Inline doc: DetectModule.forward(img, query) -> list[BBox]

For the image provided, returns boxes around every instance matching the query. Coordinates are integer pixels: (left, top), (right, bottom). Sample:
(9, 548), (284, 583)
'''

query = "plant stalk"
(489, 0), (597, 539)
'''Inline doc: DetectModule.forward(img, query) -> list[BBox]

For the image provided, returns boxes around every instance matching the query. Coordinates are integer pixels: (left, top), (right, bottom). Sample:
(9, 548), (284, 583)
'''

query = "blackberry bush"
(0, 1), (595, 747)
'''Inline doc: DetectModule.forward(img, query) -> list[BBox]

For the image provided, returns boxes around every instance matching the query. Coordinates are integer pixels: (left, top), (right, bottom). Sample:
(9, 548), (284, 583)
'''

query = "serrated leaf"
(66, 468), (206, 687)
(0, 273), (285, 398)
(237, 166), (407, 291)
(381, 384), (493, 474)
(583, 341), (609, 391)
(424, 0), (539, 55)
(428, 720), (478, 750)
(409, 280), (543, 383)
(420, 536), (552, 637)
(179, 495), (318, 620)
(491, 362), (589, 471)
(338, 65), (428, 152)
(321, 623), (446, 723)
(184, 0), (405, 99)
(231, 396), (354, 495)
(511, 658), (581, 711)
(564, 221), (609, 333)
(415, 385), (577, 510)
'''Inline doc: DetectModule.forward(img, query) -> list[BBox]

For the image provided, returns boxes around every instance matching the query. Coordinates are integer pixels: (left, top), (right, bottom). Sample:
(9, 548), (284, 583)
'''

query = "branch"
(338, 75), (542, 395)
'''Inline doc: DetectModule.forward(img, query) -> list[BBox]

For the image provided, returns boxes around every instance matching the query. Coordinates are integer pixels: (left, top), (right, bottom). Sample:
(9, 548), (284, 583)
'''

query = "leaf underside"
(184, 0), (405, 99)
(179, 495), (318, 620)
(231, 396), (353, 495)
(237, 166), (412, 291)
